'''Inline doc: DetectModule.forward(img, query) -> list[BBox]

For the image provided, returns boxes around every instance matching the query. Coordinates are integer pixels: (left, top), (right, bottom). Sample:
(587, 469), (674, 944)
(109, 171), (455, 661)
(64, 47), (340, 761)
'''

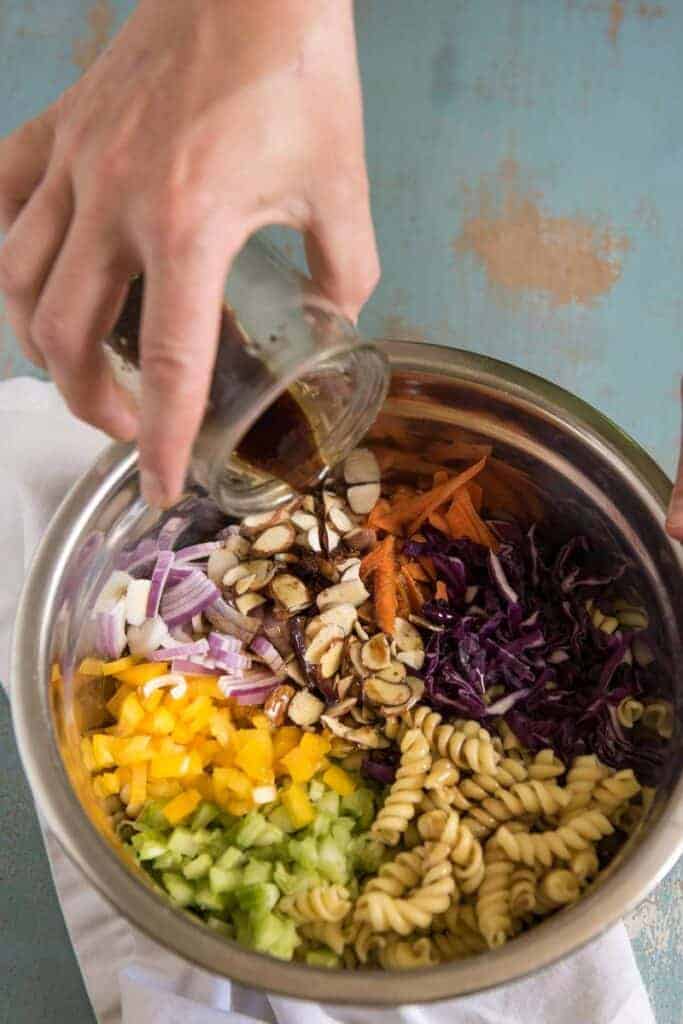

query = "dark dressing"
(109, 277), (325, 492)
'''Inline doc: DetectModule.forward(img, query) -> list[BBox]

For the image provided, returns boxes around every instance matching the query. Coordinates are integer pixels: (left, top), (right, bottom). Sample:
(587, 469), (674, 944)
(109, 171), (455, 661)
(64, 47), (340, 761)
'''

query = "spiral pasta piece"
(405, 706), (500, 774)
(616, 696), (644, 728)
(378, 937), (437, 970)
(372, 728), (432, 845)
(279, 884), (351, 923)
(495, 810), (614, 867)
(432, 903), (488, 959)
(425, 757), (461, 790)
(361, 849), (423, 899)
(539, 868), (581, 906)
(450, 821), (485, 894)
(564, 754), (610, 812)
(355, 892), (433, 936)
(528, 749), (565, 781)
(509, 865), (537, 916)
(592, 769), (641, 814)
(299, 921), (349, 956)
(476, 841), (514, 948)
(462, 780), (570, 837)
(569, 846), (599, 881)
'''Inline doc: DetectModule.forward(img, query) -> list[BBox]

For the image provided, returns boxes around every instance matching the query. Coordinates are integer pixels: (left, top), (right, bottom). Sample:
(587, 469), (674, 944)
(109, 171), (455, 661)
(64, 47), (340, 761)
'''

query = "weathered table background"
(1, 1), (681, 1021)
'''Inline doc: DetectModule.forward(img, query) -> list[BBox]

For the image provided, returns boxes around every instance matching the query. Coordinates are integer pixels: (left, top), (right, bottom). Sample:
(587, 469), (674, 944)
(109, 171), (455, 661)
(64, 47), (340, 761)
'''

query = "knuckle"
(31, 304), (70, 358)
(142, 344), (196, 389)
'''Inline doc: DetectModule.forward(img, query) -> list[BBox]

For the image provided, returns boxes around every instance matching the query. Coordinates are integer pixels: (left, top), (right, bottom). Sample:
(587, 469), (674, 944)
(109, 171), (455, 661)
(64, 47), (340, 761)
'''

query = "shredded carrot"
(432, 470), (449, 486)
(427, 510), (451, 535)
(402, 560), (431, 583)
(435, 580), (449, 602)
(367, 499), (392, 531)
(467, 481), (484, 513)
(445, 487), (499, 550)
(400, 571), (425, 613)
(395, 575), (411, 618)
(360, 535), (394, 579)
(406, 457), (488, 535)
(418, 556), (437, 581)
(360, 535), (397, 635)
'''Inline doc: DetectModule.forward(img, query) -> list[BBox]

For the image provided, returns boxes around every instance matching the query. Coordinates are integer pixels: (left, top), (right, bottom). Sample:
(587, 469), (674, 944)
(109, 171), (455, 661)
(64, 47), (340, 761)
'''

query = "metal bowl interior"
(11, 340), (683, 1005)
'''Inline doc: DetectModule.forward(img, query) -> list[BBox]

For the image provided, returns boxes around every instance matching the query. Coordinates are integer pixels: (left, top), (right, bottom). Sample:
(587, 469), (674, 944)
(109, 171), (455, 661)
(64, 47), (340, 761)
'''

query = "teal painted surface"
(0, 1), (681, 1021)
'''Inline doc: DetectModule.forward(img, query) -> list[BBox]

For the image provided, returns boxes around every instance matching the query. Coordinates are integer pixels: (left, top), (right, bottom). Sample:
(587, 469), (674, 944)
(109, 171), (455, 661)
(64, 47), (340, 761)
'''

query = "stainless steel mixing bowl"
(11, 340), (683, 1005)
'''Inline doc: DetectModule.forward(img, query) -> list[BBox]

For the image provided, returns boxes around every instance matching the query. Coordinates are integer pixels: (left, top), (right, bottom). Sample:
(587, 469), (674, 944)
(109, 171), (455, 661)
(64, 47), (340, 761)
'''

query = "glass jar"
(104, 236), (389, 516)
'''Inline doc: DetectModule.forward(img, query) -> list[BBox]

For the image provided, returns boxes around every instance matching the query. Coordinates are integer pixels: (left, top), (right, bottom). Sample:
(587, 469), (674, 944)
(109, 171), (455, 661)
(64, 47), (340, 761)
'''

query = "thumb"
(665, 378), (683, 540)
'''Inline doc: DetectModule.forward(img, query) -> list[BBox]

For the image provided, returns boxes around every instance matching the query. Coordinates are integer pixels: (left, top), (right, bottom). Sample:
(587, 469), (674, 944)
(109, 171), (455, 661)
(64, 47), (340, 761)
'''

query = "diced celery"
(138, 802), (171, 831)
(250, 913), (286, 954)
(168, 827), (199, 859)
(216, 846), (245, 871)
(153, 849), (183, 871)
(206, 916), (234, 938)
(234, 812), (267, 849)
(205, 831), (229, 861)
(132, 830), (168, 861)
(268, 917), (301, 961)
(306, 949), (340, 968)
(209, 865), (242, 894)
(308, 780), (325, 802)
(253, 824), (284, 848)
(183, 852), (213, 881)
(242, 860), (273, 886)
(191, 802), (221, 831)
(190, 827), (213, 848)
(161, 872), (195, 907)
(267, 805), (296, 834)
(316, 791), (340, 817)
(235, 882), (279, 918)
(273, 862), (315, 896)
(287, 835), (318, 872)
(341, 788), (375, 829)
(311, 811), (333, 838)
(317, 835), (347, 884)
(331, 818), (354, 850)
(350, 835), (386, 874)
(195, 883), (227, 912)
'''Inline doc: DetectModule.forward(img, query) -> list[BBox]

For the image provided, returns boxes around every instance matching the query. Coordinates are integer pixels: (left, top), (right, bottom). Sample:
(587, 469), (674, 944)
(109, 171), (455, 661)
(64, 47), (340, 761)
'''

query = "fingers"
(304, 177), (380, 323)
(0, 106), (57, 230)
(0, 173), (72, 366)
(30, 215), (139, 441)
(666, 379), (683, 540)
(137, 235), (233, 507)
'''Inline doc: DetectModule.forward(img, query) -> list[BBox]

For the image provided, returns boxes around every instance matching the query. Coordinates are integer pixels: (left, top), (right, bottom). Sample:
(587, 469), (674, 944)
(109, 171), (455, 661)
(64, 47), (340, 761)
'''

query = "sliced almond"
(348, 726), (389, 749)
(284, 657), (306, 686)
(302, 495), (315, 514)
(305, 624), (345, 664)
(394, 617), (424, 653)
(347, 483), (381, 515)
(329, 506), (354, 534)
(235, 559), (275, 592)
(274, 552), (299, 564)
(341, 562), (361, 582)
(269, 574), (311, 613)
(291, 510), (318, 531)
(406, 676), (426, 707)
(252, 523), (296, 555)
(345, 528), (377, 552)
(320, 603), (358, 636)
(344, 448), (380, 485)
(241, 507), (291, 536)
(235, 593), (266, 615)
(336, 675), (356, 701)
(223, 563), (253, 587)
(362, 634), (392, 671)
(317, 579), (370, 612)
(325, 696), (358, 718)
(323, 491), (345, 513)
(207, 548), (239, 585)
(235, 573), (257, 595)
(397, 650), (425, 671)
(288, 690), (325, 727)
(354, 620), (370, 642)
(224, 533), (251, 559)
(320, 639), (344, 678)
(364, 676), (411, 707)
(307, 524), (340, 554)
(263, 684), (295, 726)
(338, 557), (361, 572)
(305, 616), (326, 641)
(378, 660), (407, 683)
(347, 638), (366, 678)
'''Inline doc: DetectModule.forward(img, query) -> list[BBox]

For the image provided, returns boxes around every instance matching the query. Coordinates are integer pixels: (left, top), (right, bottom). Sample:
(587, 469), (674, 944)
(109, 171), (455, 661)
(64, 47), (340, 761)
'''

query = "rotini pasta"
(528, 749), (565, 781)
(569, 846), (599, 881)
(641, 699), (673, 739)
(299, 921), (348, 956)
(461, 780), (570, 838)
(476, 839), (514, 948)
(509, 865), (537, 916)
(591, 769), (641, 814)
(405, 706), (500, 774)
(362, 849), (423, 899)
(564, 754), (610, 812)
(279, 884), (351, 923)
(495, 809), (614, 867)
(538, 869), (581, 906)
(616, 696), (644, 728)
(372, 728), (432, 845)
(378, 937), (437, 970)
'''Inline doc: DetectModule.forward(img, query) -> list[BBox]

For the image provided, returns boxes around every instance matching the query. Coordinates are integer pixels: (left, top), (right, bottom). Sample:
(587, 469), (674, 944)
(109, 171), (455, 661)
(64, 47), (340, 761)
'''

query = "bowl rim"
(10, 339), (683, 1005)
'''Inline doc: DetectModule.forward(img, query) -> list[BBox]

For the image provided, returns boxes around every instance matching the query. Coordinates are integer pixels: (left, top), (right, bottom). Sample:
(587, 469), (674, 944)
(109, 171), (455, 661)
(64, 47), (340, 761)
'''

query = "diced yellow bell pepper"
(193, 775), (214, 801)
(79, 655), (139, 677)
(155, 736), (184, 755)
(197, 739), (221, 763)
(93, 770), (121, 798)
(185, 677), (223, 699)
(322, 765), (356, 797)
(78, 657), (105, 676)
(281, 783), (315, 829)
(185, 750), (203, 776)
(106, 685), (133, 719)
(149, 707), (176, 735)
(51, 663), (62, 683)
(280, 745), (316, 783)
(212, 747), (235, 769)
(251, 713), (272, 731)
(116, 735), (153, 765)
(128, 762), (147, 811)
(299, 733), (331, 762)
(163, 788), (202, 825)
(142, 689), (165, 713)
(213, 767), (252, 799)
(272, 726), (301, 763)
(171, 722), (195, 745)
(92, 733), (118, 769)
(118, 693), (145, 733)
(147, 779), (182, 799)
(224, 797), (253, 816)
(209, 708), (234, 748)
(234, 729), (273, 783)
(149, 753), (188, 779)
(80, 737), (96, 773)
(115, 662), (169, 686)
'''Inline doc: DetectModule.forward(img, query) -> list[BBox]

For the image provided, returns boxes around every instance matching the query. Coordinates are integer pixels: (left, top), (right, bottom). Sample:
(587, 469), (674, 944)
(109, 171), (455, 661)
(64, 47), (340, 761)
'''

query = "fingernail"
(140, 469), (168, 509)
(666, 494), (683, 540)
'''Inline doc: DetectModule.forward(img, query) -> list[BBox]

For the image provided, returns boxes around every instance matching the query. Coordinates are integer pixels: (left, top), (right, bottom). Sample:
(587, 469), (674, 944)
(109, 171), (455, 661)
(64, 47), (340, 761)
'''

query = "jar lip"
(10, 338), (683, 1005)
(207, 339), (389, 516)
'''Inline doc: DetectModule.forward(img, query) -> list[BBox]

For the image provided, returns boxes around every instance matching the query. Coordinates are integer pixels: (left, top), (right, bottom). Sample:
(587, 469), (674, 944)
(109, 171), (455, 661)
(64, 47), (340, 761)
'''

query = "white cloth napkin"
(0, 377), (657, 1024)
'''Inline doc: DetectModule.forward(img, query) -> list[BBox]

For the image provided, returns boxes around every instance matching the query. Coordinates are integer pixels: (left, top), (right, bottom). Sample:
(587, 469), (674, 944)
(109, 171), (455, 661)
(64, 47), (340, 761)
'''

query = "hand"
(0, 0), (379, 507)
(666, 381), (683, 540)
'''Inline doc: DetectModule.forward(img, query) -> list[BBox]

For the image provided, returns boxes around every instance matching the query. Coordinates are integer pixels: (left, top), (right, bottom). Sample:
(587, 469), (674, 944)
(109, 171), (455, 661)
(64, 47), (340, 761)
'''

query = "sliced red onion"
(150, 639), (209, 661)
(218, 671), (282, 704)
(175, 542), (222, 563)
(166, 565), (195, 585)
(250, 635), (285, 674)
(142, 672), (187, 700)
(147, 549), (174, 618)
(208, 632), (243, 657)
(127, 616), (171, 657)
(125, 578), (152, 627)
(214, 650), (252, 672)
(171, 657), (218, 676)
(168, 625), (194, 644)
(205, 597), (260, 642)
(95, 598), (127, 659)
(157, 515), (190, 550)
(160, 570), (219, 627)
(94, 571), (133, 613)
